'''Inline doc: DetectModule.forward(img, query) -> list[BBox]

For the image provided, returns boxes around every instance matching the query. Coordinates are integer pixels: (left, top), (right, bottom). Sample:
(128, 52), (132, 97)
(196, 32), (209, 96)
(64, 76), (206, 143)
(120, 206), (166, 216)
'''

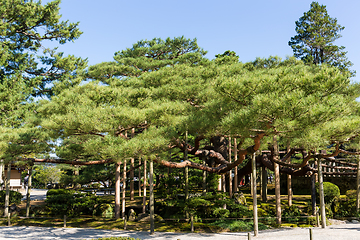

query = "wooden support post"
(311, 174), (317, 216)
(115, 162), (121, 219)
(287, 144), (292, 207)
(138, 158), (142, 197)
(252, 152), (258, 237)
(273, 135), (281, 225)
(184, 131), (189, 201)
(202, 160), (206, 196)
(261, 166), (267, 202)
(309, 228), (313, 240)
(149, 158), (154, 235)
(142, 158), (147, 214)
(4, 162), (11, 217)
(122, 160), (126, 219)
(63, 215), (66, 228)
(228, 137), (232, 198)
(130, 158), (134, 201)
(233, 138), (238, 193)
(191, 215), (194, 232)
(357, 155), (360, 212)
(317, 157), (326, 228)
(26, 167), (33, 217)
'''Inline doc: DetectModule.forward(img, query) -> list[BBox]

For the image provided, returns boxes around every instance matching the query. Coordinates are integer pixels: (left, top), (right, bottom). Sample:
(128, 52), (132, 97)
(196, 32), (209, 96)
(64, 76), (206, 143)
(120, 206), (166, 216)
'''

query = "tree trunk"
(311, 173), (317, 215)
(149, 158), (154, 234)
(185, 131), (189, 201)
(74, 166), (81, 189)
(142, 158), (147, 214)
(185, 166), (189, 201)
(130, 158), (134, 201)
(287, 174), (292, 206)
(261, 166), (267, 202)
(222, 174), (226, 209)
(26, 168), (33, 218)
(273, 135), (281, 225)
(228, 137), (232, 198)
(4, 162), (11, 217)
(122, 160), (126, 219)
(138, 158), (142, 197)
(233, 138), (238, 193)
(357, 155), (360, 212)
(202, 159), (206, 196)
(317, 157), (326, 228)
(217, 175), (222, 191)
(252, 152), (258, 236)
(287, 144), (292, 206)
(115, 162), (121, 219)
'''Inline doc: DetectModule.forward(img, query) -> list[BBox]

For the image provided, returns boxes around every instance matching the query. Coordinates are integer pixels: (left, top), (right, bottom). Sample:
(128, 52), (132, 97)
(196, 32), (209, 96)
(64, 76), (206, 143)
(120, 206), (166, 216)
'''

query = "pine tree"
(288, 2), (353, 73)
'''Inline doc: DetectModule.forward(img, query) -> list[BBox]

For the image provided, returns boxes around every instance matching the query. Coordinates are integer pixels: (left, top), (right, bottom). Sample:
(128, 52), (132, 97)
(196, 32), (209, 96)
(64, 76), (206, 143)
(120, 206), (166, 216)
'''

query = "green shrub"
(315, 182), (340, 204)
(282, 205), (302, 223)
(210, 219), (268, 232)
(0, 190), (22, 205)
(336, 190), (360, 218)
(93, 203), (114, 218)
(46, 189), (99, 217)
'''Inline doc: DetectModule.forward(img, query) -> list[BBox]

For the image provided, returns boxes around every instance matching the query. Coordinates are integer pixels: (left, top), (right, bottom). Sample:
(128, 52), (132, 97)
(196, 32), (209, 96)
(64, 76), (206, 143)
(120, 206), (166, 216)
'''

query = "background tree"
(0, 0), (85, 216)
(32, 164), (65, 189)
(288, 1), (353, 73)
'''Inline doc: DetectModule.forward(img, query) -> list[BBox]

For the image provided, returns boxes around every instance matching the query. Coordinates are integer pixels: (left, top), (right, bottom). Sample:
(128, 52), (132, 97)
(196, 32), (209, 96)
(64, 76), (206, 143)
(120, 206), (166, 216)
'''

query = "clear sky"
(48, 0), (360, 82)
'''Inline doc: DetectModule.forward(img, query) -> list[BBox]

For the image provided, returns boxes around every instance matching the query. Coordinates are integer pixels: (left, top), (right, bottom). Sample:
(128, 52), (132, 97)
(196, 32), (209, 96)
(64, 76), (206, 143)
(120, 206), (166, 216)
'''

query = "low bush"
(282, 205), (303, 223)
(315, 182), (340, 204)
(336, 190), (360, 218)
(0, 190), (22, 205)
(210, 219), (268, 232)
(46, 189), (100, 217)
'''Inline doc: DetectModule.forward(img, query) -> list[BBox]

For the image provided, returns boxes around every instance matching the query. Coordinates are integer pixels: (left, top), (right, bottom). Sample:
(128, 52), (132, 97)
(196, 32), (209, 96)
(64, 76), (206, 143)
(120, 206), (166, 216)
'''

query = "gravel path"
(0, 222), (359, 240)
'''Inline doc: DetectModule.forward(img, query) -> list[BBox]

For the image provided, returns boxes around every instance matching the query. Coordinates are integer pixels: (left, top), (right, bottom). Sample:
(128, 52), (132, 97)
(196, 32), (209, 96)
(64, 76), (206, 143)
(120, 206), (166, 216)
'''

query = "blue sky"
(48, 0), (360, 82)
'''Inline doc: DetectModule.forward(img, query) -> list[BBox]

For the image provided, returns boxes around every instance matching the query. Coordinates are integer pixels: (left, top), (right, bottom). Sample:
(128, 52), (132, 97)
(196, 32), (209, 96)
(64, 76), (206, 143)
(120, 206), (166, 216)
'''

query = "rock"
(328, 219), (346, 225)
(234, 192), (247, 206)
(136, 213), (164, 222)
(128, 209), (137, 221)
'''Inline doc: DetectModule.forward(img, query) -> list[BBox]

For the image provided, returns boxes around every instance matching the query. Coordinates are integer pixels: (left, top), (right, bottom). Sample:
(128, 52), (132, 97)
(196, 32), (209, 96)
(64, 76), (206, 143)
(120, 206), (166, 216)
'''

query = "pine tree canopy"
(288, 1), (353, 74)
(0, 0), (86, 161)
(37, 52), (360, 169)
